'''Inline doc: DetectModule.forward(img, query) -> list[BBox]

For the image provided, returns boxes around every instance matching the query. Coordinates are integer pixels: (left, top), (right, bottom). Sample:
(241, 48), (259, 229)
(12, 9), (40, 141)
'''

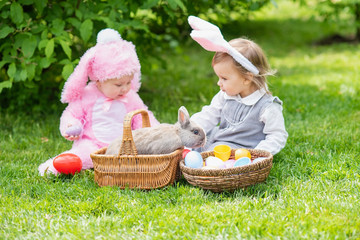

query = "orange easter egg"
(234, 148), (251, 160)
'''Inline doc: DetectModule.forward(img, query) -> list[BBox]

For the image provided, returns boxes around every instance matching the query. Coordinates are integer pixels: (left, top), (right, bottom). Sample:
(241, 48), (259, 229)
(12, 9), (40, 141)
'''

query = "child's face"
(213, 57), (256, 97)
(97, 74), (133, 100)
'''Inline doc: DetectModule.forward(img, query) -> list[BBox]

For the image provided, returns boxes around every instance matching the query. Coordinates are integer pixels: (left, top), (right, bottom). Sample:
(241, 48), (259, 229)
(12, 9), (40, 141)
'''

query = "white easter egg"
(252, 157), (267, 164)
(205, 156), (226, 169)
(225, 159), (236, 168)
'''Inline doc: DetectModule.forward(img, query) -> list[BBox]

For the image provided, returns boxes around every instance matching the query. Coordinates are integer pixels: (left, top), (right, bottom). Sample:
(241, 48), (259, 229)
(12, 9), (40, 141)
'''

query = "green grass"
(1, 1), (360, 239)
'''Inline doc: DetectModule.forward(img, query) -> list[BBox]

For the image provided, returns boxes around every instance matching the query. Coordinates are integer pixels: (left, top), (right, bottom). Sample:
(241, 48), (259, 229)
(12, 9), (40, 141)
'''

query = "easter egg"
(182, 149), (191, 159)
(252, 157), (267, 164)
(225, 159), (236, 168)
(233, 157), (251, 167)
(65, 125), (82, 136)
(53, 153), (82, 175)
(184, 151), (203, 168)
(235, 148), (251, 160)
(205, 156), (226, 169)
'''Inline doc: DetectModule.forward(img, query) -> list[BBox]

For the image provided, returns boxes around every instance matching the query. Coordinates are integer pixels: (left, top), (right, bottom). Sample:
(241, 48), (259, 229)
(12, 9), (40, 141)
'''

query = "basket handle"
(118, 109), (151, 156)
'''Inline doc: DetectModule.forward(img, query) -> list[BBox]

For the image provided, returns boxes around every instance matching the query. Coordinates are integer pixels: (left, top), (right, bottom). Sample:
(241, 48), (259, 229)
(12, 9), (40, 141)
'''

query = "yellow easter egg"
(235, 148), (251, 160)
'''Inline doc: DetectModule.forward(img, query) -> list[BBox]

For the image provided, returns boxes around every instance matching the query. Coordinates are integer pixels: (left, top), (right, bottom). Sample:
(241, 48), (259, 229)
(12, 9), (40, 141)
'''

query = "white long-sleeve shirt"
(191, 89), (288, 155)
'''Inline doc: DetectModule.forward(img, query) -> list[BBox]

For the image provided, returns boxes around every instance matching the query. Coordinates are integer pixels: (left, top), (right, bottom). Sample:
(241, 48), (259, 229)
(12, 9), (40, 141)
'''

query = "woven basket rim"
(91, 147), (184, 159)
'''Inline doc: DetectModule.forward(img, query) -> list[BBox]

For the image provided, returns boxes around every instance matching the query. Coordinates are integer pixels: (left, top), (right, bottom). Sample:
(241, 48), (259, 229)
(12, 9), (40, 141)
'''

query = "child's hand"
(64, 134), (80, 141)
(64, 125), (82, 141)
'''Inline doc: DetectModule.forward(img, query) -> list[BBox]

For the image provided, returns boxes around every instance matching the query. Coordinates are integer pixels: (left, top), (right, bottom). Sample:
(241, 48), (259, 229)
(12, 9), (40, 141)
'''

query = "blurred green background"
(1, 0), (359, 115)
(1, 1), (359, 239)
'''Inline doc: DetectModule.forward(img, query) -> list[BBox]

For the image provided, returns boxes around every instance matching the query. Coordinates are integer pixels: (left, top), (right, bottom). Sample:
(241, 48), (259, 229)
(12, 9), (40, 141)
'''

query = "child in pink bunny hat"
(38, 28), (159, 176)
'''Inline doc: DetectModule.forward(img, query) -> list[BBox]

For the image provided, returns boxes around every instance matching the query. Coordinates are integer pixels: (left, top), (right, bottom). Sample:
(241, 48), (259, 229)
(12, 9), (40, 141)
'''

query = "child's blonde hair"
(212, 38), (275, 94)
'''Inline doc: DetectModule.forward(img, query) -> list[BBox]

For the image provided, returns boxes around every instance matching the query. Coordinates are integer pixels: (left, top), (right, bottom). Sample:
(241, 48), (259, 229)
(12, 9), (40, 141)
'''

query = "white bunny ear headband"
(188, 16), (259, 75)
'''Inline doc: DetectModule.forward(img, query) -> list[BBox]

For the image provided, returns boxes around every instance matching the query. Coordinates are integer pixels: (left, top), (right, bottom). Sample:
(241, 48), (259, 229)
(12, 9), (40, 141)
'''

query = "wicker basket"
(180, 149), (273, 192)
(90, 109), (183, 189)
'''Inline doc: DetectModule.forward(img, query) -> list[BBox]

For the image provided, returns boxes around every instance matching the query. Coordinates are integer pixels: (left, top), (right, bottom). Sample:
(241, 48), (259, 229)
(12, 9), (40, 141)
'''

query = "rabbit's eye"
(193, 129), (199, 135)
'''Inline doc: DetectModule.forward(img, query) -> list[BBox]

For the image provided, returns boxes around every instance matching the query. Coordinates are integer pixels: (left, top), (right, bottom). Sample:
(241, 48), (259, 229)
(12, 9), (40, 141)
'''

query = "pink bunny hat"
(61, 28), (141, 103)
(188, 16), (259, 75)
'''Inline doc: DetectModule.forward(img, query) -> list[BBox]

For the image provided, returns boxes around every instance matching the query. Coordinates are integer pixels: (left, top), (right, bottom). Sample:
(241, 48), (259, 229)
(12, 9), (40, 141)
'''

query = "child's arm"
(59, 100), (84, 140)
(256, 100), (288, 155)
(190, 91), (224, 133)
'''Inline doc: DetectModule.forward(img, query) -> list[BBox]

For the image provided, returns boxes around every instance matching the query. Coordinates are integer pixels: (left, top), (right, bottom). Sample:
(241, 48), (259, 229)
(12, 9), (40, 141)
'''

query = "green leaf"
(59, 40), (72, 60)
(173, 0), (186, 11)
(0, 60), (9, 69)
(22, 35), (38, 58)
(167, 0), (178, 10)
(25, 64), (36, 81)
(38, 39), (48, 50)
(123, 20), (150, 32)
(0, 1), (7, 10)
(75, 9), (83, 20)
(80, 19), (93, 43)
(0, 10), (9, 19)
(0, 80), (12, 93)
(19, 68), (28, 81)
(34, 0), (48, 16)
(10, 2), (24, 24)
(31, 23), (46, 34)
(141, 0), (159, 9)
(19, 0), (35, 5)
(45, 38), (54, 58)
(40, 29), (48, 39)
(14, 34), (28, 50)
(7, 63), (16, 79)
(39, 57), (52, 68)
(67, 17), (81, 30)
(51, 18), (65, 36)
(0, 25), (15, 39)
(62, 64), (74, 80)
(96, 16), (113, 29)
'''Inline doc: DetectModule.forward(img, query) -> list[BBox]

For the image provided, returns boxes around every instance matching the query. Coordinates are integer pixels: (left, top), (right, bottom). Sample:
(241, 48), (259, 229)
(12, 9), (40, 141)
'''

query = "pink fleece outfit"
(38, 28), (159, 175)
(38, 82), (159, 175)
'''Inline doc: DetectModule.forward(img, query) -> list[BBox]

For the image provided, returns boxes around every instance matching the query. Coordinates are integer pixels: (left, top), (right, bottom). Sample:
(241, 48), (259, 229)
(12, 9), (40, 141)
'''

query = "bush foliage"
(0, 0), (273, 112)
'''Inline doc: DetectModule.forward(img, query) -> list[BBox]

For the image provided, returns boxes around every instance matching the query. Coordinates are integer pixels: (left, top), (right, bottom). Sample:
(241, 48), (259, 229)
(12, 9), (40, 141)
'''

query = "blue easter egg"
(185, 151), (203, 169)
(233, 157), (251, 167)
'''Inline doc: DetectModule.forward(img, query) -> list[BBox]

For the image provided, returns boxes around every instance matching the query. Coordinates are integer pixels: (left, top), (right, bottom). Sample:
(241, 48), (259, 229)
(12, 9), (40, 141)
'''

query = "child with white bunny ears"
(188, 16), (288, 155)
(38, 28), (159, 176)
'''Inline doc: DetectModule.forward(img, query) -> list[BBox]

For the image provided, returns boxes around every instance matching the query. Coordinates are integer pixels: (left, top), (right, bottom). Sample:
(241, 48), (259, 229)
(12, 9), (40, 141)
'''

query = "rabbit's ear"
(178, 106), (190, 128)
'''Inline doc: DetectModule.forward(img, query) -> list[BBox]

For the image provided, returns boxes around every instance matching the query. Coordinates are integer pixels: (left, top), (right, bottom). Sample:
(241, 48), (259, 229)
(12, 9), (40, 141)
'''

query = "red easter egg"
(182, 149), (191, 159)
(53, 153), (82, 175)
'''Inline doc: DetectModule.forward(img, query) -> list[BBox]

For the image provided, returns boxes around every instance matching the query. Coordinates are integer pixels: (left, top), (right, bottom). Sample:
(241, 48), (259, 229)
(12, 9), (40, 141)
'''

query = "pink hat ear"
(188, 16), (260, 75)
(60, 47), (96, 103)
(190, 30), (229, 53)
(131, 71), (141, 92)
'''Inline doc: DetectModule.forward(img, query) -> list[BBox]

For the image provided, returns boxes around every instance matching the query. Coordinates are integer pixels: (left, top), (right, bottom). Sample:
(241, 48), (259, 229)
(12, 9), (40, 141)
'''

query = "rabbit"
(105, 106), (206, 155)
